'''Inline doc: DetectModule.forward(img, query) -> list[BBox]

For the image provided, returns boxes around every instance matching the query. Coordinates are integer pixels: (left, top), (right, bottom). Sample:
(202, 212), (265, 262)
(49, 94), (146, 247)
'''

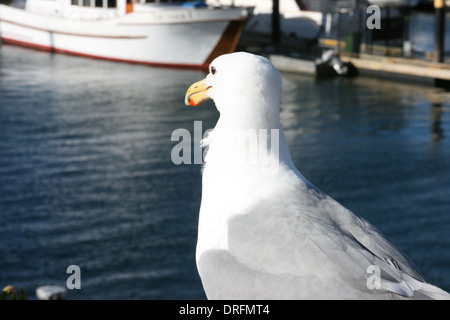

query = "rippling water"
(0, 44), (449, 299)
(409, 12), (450, 55)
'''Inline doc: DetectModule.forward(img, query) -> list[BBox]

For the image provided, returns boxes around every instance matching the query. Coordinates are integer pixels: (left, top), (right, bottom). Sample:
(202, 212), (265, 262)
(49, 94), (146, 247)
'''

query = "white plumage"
(185, 52), (449, 299)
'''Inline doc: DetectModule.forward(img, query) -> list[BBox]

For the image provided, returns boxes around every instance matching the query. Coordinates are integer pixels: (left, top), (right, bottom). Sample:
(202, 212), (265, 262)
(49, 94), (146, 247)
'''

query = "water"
(1, 34), (450, 300)
(0, 45), (211, 299)
(408, 12), (450, 55)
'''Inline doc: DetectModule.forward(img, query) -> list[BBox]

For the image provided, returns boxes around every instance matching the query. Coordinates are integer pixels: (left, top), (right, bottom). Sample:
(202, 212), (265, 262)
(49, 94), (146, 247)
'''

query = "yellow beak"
(185, 79), (211, 106)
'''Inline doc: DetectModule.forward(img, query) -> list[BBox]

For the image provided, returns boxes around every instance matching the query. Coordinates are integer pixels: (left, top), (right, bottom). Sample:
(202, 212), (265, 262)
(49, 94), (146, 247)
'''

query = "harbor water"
(1, 14), (450, 299)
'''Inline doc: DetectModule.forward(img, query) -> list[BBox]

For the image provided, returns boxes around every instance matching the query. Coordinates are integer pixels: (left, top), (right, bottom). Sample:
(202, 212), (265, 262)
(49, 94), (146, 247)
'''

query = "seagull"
(184, 52), (449, 300)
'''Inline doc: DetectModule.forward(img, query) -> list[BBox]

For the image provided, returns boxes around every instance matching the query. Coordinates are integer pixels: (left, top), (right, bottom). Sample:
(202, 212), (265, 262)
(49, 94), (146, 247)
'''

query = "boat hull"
(0, 4), (246, 68)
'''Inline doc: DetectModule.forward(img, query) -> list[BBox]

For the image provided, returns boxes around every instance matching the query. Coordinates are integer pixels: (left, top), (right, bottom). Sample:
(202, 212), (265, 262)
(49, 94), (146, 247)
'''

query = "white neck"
(196, 113), (297, 260)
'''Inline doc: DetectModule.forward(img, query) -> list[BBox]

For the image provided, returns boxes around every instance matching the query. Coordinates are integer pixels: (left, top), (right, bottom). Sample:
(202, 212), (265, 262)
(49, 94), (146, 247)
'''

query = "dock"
(339, 54), (450, 86)
(239, 31), (450, 87)
(252, 33), (450, 87)
(267, 50), (450, 87)
(268, 54), (337, 77)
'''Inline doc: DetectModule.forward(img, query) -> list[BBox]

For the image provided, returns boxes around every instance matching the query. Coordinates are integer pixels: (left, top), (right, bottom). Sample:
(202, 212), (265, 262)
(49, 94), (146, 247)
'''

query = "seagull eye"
(210, 66), (217, 75)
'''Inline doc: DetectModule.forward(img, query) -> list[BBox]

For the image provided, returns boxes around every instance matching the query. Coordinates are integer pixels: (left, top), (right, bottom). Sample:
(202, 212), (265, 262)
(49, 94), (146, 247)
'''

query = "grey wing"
(223, 186), (435, 299)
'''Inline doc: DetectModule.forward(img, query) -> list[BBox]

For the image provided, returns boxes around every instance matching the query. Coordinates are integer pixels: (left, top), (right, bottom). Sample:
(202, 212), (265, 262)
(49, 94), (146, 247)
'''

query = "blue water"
(1, 32), (450, 299)
(409, 12), (450, 55)
(0, 45), (210, 299)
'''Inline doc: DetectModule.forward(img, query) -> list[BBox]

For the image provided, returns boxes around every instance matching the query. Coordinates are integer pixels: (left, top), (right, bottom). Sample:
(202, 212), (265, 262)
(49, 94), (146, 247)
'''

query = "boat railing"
(24, 0), (129, 19)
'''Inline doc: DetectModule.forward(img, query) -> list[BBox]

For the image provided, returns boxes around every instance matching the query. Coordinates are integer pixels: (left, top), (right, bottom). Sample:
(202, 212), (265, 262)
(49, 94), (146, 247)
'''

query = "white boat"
(0, 0), (247, 68)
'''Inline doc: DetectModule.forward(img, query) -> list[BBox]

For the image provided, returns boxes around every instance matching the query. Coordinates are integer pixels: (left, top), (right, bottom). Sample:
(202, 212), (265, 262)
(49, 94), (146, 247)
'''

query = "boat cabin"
(24, 0), (206, 19)
(69, 0), (132, 13)
(23, 0), (130, 18)
(24, 0), (194, 18)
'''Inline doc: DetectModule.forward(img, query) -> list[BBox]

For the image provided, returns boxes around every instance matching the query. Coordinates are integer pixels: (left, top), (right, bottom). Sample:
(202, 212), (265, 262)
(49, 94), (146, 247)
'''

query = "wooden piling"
(434, 0), (446, 62)
(272, 0), (280, 44)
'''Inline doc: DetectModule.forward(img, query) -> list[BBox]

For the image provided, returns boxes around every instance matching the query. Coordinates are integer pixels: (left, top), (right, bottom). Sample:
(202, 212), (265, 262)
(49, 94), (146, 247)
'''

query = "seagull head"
(185, 52), (282, 129)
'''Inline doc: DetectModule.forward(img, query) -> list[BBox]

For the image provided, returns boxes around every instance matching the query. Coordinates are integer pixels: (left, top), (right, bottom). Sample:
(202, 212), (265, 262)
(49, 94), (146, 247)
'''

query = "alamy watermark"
(66, 265), (81, 290)
(170, 121), (280, 174)
(366, 5), (381, 30)
(366, 264), (381, 290)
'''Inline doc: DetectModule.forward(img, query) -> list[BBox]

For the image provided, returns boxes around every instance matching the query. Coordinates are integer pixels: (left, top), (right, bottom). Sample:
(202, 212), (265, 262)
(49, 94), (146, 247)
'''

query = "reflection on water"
(0, 45), (449, 299)
(431, 103), (445, 144)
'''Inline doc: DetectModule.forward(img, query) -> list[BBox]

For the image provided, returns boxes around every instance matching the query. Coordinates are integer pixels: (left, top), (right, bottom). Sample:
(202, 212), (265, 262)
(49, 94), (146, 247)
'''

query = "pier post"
(272, 0), (280, 44)
(434, 0), (446, 62)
